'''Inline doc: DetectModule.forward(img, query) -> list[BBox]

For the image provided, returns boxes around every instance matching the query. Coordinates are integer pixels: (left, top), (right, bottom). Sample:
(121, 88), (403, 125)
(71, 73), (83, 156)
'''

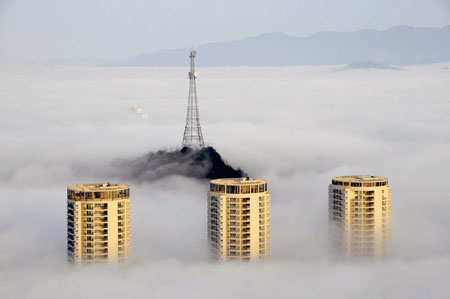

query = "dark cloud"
(113, 146), (246, 183)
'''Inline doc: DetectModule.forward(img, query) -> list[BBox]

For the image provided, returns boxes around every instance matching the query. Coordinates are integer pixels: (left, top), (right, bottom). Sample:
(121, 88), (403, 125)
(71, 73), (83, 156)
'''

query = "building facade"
(67, 183), (131, 264)
(329, 176), (392, 258)
(208, 178), (271, 261)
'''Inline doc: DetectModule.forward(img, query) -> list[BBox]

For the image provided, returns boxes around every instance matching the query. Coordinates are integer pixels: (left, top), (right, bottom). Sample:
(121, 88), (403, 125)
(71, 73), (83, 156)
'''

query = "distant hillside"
(340, 61), (402, 71)
(107, 25), (450, 67)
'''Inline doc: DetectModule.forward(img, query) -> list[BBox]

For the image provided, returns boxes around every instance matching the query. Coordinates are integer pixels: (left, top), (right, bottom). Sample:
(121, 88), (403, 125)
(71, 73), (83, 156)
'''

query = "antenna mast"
(182, 50), (205, 148)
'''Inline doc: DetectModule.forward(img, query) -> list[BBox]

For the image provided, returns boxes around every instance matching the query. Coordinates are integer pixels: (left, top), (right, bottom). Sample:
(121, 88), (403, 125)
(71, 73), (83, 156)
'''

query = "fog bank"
(0, 65), (449, 298)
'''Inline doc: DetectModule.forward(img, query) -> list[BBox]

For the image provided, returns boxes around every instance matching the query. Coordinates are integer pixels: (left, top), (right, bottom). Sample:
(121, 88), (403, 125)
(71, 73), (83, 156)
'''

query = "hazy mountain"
(340, 61), (402, 71)
(108, 25), (450, 67)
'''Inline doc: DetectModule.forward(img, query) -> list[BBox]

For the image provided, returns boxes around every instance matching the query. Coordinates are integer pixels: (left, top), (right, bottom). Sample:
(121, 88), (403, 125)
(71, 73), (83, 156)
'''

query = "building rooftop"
(332, 175), (388, 182)
(67, 183), (129, 192)
(210, 177), (267, 185)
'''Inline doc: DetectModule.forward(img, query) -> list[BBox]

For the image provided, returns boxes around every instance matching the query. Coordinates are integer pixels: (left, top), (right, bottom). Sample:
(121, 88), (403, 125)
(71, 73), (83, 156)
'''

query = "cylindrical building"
(67, 183), (131, 264)
(208, 178), (271, 261)
(329, 175), (392, 258)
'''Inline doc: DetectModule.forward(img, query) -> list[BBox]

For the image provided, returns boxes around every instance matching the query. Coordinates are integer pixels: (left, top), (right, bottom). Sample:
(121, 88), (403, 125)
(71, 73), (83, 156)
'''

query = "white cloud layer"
(0, 64), (449, 298)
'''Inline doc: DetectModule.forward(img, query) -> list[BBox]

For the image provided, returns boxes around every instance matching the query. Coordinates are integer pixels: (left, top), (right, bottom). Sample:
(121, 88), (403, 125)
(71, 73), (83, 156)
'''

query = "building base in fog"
(329, 176), (392, 259)
(208, 178), (271, 261)
(67, 183), (132, 264)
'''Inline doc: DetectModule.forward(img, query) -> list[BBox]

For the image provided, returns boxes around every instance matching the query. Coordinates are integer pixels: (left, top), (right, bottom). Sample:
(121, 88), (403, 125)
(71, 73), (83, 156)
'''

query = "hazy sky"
(0, 0), (449, 63)
(0, 64), (449, 298)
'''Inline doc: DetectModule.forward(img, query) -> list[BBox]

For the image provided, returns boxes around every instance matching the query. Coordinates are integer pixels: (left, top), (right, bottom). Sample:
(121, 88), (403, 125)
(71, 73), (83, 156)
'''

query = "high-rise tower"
(182, 50), (205, 148)
(67, 183), (132, 264)
(208, 178), (271, 261)
(329, 175), (392, 258)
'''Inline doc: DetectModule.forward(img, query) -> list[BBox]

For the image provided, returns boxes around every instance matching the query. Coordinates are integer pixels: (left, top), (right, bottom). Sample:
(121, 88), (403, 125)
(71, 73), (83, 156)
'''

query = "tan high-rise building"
(329, 176), (392, 258)
(67, 183), (131, 264)
(208, 178), (270, 261)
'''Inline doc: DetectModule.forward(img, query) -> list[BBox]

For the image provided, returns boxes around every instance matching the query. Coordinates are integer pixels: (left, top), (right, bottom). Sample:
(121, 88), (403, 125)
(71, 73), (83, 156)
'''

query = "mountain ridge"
(107, 25), (450, 67)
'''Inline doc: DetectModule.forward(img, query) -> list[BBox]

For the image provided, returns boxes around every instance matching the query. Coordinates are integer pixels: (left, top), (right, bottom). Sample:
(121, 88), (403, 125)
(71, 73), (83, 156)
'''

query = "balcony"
(95, 217), (108, 222)
(95, 224), (108, 228)
(94, 211), (108, 216)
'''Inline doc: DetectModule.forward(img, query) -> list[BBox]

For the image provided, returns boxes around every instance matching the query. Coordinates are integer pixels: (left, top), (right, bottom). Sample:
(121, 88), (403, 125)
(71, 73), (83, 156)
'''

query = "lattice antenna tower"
(182, 50), (205, 148)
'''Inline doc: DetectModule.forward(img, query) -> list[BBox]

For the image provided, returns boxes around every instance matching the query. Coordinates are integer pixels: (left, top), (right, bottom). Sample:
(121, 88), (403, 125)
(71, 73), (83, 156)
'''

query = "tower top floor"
(331, 175), (388, 187)
(67, 183), (129, 201)
(210, 177), (268, 194)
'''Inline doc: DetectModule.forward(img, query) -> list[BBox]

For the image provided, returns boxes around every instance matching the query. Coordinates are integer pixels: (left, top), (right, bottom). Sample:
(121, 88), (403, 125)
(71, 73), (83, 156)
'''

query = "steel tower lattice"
(182, 50), (205, 148)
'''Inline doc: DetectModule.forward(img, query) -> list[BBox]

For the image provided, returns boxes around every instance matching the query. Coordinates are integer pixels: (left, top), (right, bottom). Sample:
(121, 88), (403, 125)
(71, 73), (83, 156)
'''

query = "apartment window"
(210, 184), (225, 193)
(259, 184), (265, 192)
(226, 185), (240, 194)
(241, 186), (250, 194)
